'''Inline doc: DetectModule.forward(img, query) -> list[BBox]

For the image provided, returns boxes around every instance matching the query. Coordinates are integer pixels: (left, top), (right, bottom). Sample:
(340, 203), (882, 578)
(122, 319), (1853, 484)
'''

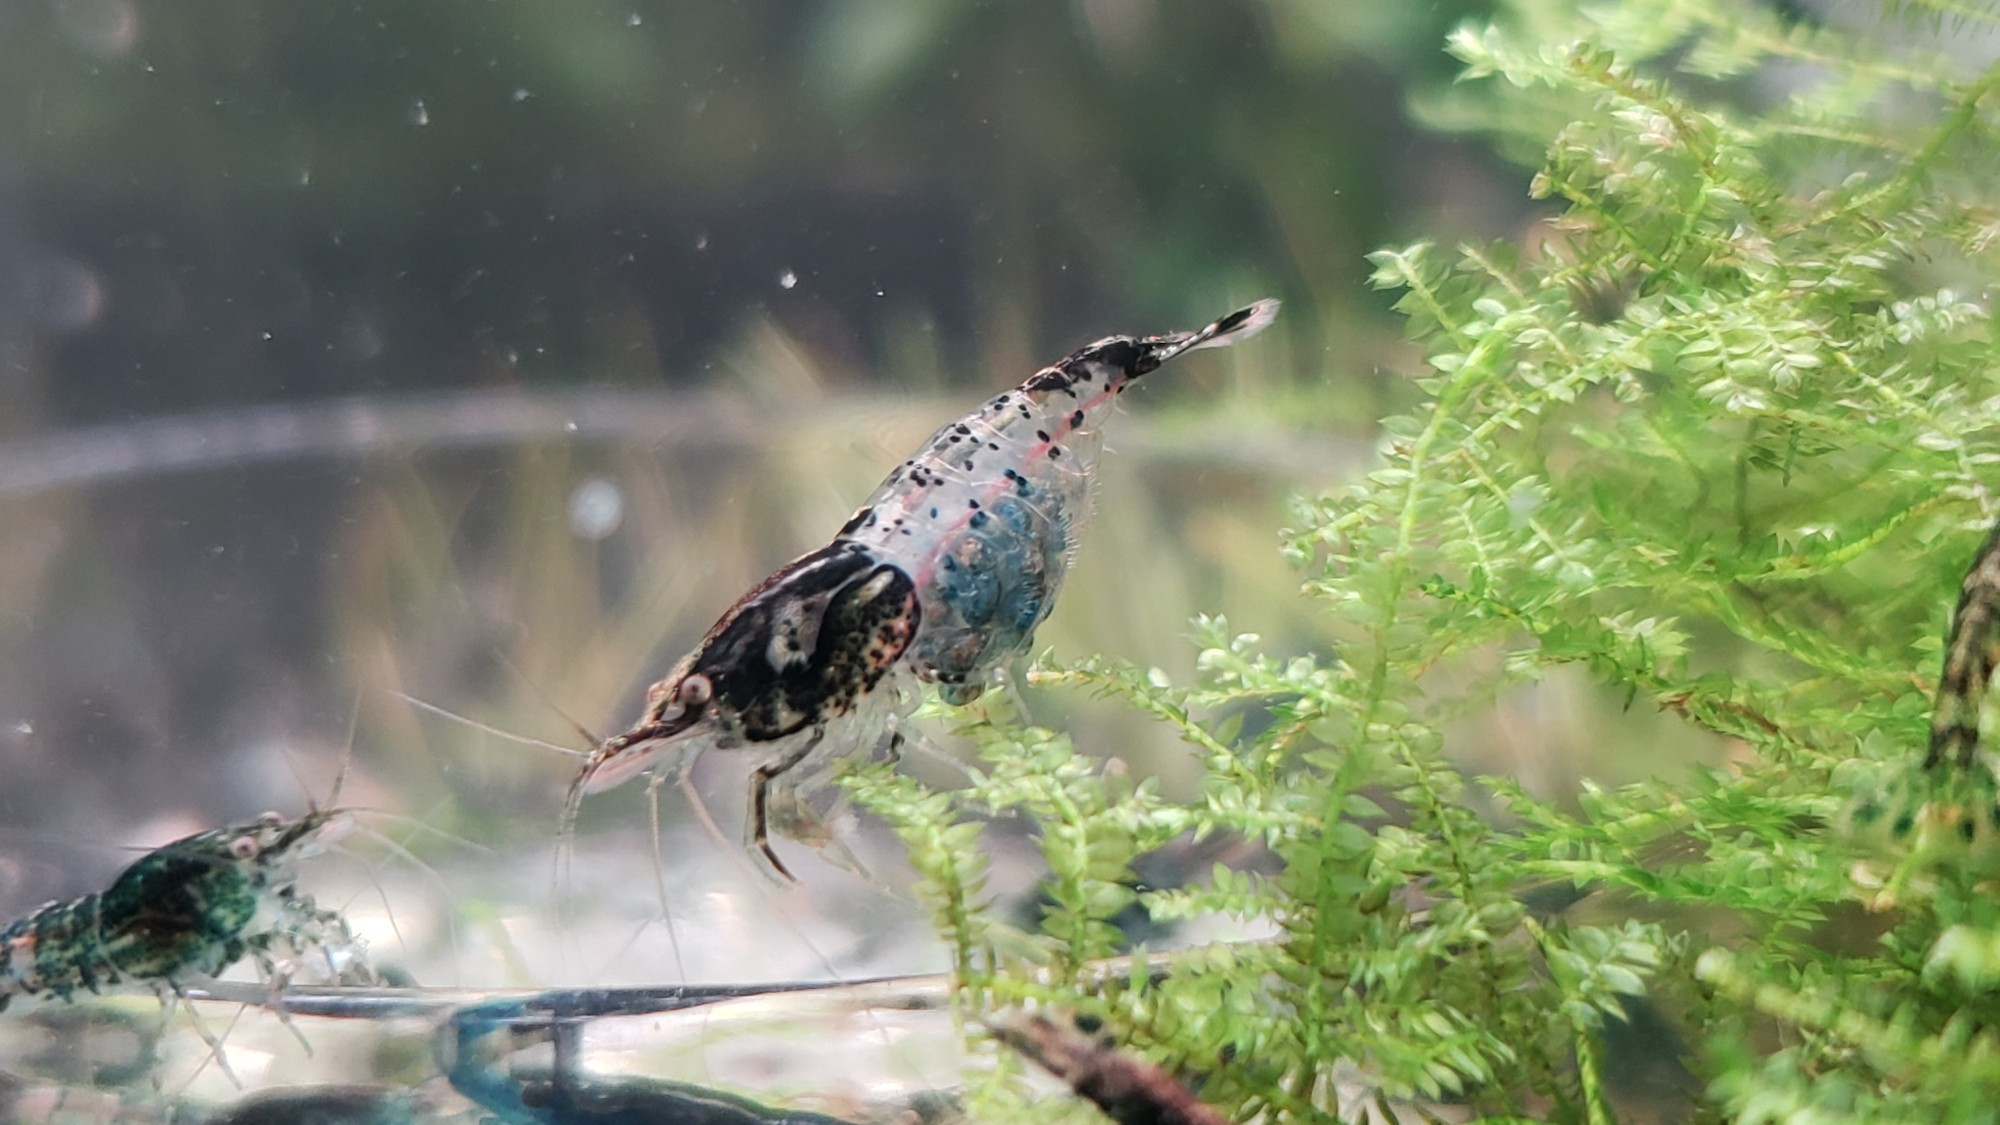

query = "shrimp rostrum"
(568, 299), (1280, 879)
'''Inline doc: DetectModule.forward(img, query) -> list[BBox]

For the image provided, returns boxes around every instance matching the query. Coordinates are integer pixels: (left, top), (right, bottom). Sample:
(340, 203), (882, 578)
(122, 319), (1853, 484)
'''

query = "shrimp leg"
(749, 727), (826, 882)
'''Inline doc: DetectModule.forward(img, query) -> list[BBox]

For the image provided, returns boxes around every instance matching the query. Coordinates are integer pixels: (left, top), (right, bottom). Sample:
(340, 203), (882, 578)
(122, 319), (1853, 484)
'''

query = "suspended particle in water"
(778, 269), (798, 290)
(409, 98), (430, 127)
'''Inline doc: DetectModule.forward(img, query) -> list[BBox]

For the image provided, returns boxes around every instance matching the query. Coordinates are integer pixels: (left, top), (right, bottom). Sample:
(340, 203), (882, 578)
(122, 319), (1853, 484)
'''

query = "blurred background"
(0, 0), (1551, 1018)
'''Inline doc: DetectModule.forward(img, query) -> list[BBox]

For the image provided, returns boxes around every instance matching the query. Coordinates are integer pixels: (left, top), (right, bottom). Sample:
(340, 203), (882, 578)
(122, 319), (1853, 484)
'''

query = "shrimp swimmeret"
(567, 299), (1281, 880)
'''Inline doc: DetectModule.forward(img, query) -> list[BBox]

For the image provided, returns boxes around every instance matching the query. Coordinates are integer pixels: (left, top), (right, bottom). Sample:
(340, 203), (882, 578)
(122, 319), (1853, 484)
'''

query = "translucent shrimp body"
(574, 300), (1279, 877)
(839, 299), (1280, 702)
(0, 810), (359, 1010)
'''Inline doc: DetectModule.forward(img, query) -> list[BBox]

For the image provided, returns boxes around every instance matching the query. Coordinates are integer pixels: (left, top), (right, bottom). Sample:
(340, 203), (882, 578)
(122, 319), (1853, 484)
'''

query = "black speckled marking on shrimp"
(695, 544), (919, 740)
(580, 542), (919, 787)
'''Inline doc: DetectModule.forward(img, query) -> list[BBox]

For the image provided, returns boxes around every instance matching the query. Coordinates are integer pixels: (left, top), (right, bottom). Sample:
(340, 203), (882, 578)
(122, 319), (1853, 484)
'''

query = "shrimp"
(0, 807), (364, 1013)
(1849, 514), (2000, 892)
(1924, 516), (2000, 774)
(567, 299), (1281, 880)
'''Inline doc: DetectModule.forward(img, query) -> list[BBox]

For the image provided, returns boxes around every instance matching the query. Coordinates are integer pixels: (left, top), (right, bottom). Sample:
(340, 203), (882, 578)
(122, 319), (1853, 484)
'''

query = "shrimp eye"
(228, 835), (260, 860)
(679, 674), (712, 709)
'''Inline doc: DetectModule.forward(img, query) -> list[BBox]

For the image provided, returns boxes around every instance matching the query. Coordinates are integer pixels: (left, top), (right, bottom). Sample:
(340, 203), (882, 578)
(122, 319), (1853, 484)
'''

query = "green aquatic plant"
(850, 1), (2000, 1120)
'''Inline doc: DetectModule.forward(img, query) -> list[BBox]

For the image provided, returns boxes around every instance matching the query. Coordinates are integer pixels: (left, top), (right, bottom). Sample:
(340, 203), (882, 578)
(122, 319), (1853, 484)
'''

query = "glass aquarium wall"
(14, 1), (1993, 1122)
(0, 2), (1491, 1118)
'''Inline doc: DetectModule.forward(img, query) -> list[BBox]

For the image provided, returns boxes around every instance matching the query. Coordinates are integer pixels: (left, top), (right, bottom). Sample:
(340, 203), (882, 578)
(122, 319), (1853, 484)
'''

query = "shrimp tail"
(1124, 297), (1282, 375)
(1026, 298), (1281, 397)
(1163, 297), (1282, 358)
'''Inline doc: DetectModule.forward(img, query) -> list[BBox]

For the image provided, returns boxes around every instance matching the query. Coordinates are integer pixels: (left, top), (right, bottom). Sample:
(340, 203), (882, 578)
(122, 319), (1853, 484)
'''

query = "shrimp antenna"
(340, 804), (492, 854)
(668, 769), (911, 1073)
(645, 769), (689, 984)
(276, 748), (320, 815)
(553, 763), (592, 959)
(496, 649), (603, 747)
(337, 812), (472, 984)
(328, 690), (360, 810)
(329, 851), (411, 966)
(274, 695), (353, 818)
(387, 689), (589, 759)
(383, 680), (599, 962)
